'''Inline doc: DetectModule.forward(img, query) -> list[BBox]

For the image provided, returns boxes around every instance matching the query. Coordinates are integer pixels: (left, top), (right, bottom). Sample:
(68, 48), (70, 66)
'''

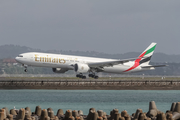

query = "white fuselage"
(15, 52), (150, 74)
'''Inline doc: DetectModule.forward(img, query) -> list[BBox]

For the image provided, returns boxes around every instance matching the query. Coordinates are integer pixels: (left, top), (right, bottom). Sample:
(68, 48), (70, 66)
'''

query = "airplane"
(15, 42), (166, 79)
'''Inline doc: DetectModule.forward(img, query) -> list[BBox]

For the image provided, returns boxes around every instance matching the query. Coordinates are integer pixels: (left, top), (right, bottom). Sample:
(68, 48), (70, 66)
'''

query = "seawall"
(0, 77), (180, 90)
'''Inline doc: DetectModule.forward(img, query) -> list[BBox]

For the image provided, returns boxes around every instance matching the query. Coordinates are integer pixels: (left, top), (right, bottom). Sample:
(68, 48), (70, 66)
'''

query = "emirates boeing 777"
(15, 42), (165, 79)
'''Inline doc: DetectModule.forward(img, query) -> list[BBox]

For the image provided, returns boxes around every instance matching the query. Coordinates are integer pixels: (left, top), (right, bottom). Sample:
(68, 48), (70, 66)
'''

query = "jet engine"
(52, 68), (69, 73)
(74, 63), (90, 73)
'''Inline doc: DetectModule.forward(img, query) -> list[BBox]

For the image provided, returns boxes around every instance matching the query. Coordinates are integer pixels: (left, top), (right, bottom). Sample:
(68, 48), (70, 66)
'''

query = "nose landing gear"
(24, 69), (28, 72)
(22, 64), (28, 72)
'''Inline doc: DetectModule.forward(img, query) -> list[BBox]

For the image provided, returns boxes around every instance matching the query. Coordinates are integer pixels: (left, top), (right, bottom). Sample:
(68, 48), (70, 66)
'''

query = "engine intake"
(74, 63), (90, 73)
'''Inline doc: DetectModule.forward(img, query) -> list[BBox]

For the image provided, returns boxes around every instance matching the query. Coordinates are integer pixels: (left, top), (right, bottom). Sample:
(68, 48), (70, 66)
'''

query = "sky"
(0, 0), (180, 55)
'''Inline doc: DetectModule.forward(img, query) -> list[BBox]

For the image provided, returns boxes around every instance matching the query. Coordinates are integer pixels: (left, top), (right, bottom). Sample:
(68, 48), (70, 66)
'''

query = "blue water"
(0, 90), (179, 115)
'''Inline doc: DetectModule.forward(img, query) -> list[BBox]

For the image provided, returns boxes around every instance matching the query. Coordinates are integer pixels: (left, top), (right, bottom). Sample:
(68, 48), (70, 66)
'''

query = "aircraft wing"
(88, 57), (139, 68)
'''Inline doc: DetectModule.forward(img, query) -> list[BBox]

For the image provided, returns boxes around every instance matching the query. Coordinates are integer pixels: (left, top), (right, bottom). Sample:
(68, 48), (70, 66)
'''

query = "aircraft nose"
(15, 57), (19, 62)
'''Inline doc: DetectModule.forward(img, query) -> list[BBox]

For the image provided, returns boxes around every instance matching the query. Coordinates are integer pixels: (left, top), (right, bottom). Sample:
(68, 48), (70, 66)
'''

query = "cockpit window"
(18, 55), (23, 57)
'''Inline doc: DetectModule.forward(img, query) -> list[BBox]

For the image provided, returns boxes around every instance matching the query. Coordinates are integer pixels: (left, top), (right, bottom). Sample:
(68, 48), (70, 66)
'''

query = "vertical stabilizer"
(139, 42), (157, 66)
(124, 42), (157, 72)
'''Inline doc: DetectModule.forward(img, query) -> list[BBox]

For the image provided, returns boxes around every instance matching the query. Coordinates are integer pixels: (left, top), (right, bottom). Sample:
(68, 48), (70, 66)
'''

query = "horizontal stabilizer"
(141, 65), (167, 68)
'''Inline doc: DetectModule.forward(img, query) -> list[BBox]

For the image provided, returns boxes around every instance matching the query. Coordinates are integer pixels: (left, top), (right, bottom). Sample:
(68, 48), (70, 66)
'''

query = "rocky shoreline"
(0, 101), (180, 120)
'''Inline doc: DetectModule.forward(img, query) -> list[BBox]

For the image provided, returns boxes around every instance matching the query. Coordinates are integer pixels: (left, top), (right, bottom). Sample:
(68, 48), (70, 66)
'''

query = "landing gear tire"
(76, 73), (86, 79)
(88, 74), (93, 77)
(88, 73), (99, 79)
(82, 76), (86, 79)
(94, 76), (98, 79)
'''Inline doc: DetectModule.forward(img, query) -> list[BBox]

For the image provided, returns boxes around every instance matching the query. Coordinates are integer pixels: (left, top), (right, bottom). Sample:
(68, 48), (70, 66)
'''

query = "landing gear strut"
(23, 64), (28, 72)
(76, 73), (86, 79)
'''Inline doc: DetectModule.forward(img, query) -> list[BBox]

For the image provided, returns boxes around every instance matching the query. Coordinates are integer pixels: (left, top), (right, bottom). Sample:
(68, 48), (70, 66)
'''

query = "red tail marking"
(124, 51), (146, 72)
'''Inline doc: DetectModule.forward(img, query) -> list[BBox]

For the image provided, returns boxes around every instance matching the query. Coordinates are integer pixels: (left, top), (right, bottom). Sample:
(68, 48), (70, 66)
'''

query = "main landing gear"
(88, 73), (99, 79)
(76, 73), (99, 79)
(76, 73), (86, 79)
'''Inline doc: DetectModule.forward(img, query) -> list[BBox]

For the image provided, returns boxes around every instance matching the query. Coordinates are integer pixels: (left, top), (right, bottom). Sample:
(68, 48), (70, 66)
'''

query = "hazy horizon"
(0, 44), (179, 56)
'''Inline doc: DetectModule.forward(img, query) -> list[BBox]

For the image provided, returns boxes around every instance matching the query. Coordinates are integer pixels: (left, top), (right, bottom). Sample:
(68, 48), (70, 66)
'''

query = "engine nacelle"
(52, 68), (68, 73)
(74, 63), (90, 73)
